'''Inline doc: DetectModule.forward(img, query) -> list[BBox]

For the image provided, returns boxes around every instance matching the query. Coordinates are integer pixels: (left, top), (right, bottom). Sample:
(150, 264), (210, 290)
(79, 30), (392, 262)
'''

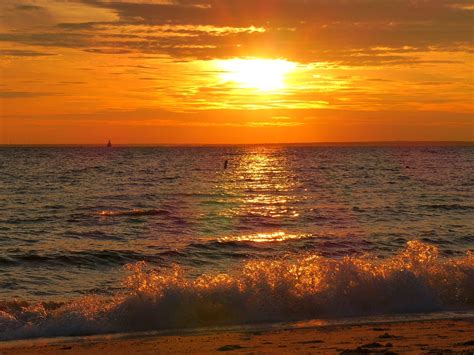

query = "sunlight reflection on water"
(219, 231), (312, 243)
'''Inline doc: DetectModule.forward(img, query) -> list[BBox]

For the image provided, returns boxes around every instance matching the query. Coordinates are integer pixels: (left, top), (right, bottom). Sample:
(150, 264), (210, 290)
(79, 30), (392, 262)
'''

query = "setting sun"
(218, 58), (297, 92)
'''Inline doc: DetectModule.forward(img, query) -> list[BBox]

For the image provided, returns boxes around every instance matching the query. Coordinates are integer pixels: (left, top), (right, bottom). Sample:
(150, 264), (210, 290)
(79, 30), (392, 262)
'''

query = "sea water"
(0, 144), (473, 339)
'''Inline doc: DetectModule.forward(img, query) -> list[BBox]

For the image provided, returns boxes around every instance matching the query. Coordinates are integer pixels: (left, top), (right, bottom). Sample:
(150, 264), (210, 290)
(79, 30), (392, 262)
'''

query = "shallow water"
(0, 144), (473, 339)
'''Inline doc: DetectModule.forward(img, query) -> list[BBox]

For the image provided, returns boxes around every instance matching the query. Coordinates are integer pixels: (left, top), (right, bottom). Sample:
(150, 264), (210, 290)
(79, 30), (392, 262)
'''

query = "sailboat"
(107, 140), (112, 148)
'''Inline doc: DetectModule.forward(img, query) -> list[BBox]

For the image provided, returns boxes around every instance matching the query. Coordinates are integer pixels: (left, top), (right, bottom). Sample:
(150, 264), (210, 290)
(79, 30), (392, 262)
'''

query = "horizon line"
(0, 140), (473, 147)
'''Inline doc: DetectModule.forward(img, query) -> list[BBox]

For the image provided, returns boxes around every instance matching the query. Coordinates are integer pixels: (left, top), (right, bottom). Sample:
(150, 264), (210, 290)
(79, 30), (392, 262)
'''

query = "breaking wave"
(1, 241), (473, 341)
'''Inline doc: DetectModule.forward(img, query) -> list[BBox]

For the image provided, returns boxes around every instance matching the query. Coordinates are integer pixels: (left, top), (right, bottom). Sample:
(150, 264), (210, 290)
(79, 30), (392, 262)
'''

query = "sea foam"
(1, 241), (473, 340)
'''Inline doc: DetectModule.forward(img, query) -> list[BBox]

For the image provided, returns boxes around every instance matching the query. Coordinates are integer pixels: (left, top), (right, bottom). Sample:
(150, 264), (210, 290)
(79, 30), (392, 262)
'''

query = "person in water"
(224, 160), (228, 169)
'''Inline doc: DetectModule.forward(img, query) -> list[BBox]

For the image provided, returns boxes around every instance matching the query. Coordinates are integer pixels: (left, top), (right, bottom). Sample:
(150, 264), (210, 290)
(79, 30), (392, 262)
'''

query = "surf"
(1, 241), (473, 341)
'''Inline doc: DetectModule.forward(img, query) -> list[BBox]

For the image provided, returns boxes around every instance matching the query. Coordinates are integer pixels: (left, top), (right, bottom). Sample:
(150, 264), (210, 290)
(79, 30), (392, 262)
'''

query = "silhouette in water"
(224, 160), (228, 169)
(107, 140), (112, 148)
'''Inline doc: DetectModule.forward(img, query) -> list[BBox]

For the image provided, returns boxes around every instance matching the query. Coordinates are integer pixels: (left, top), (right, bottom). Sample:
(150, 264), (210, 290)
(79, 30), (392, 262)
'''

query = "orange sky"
(0, 0), (473, 144)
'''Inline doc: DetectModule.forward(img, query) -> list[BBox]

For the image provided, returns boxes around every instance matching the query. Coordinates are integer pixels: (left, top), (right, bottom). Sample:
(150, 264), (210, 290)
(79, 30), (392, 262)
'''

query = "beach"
(0, 318), (473, 354)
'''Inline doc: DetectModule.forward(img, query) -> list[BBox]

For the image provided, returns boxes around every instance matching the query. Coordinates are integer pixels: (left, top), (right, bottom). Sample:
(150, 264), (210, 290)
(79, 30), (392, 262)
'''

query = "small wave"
(423, 204), (473, 211)
(0, 241), (473, 340)
(96, 209), (170, 217)
(65, 230), (123, 241)
(0, 250), (164, 267)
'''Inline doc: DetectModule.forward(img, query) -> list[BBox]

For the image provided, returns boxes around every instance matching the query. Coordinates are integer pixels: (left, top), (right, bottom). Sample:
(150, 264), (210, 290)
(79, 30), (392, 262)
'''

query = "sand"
(0, 318), (473, 354)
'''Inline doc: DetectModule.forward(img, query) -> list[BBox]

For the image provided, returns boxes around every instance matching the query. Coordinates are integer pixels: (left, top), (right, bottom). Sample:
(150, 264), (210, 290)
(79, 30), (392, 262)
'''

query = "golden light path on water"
(215, 147), (307, 243)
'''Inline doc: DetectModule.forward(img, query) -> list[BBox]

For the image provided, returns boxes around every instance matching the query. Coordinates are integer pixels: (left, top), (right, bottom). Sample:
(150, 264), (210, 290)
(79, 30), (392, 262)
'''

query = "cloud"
(14, 4), (45, 11)
(83, 0), (472, 25)
(84, 48), (133, 54)
(0, 49), (56, 57)
(0, 0), (117, 31)
(0, 0), (471, 65)
(0, 0), (471, 144)
(0, 91), (62, 98)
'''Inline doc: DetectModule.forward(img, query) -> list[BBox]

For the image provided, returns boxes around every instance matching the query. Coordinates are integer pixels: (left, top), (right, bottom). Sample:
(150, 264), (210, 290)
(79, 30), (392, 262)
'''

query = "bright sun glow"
(218, 58), (297, 91)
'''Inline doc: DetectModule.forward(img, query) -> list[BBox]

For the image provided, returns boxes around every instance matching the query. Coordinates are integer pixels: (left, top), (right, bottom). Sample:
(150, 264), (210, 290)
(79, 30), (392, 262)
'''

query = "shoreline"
(1, 315), (473, 354)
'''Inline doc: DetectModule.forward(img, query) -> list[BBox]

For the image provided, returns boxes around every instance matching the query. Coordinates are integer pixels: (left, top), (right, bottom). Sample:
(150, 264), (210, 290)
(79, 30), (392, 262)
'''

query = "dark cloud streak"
(0, 0), (472, 64)
(0, 49), (57, 57)
(0, 91), (63, 98)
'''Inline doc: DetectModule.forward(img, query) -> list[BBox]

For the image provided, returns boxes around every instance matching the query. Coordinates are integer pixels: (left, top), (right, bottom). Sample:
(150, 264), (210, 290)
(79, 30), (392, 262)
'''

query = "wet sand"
(1, 318), (473, 354)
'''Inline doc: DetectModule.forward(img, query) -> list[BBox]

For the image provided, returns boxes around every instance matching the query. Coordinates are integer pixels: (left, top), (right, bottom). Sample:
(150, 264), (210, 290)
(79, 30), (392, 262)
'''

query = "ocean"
(0, 144), (473, 340)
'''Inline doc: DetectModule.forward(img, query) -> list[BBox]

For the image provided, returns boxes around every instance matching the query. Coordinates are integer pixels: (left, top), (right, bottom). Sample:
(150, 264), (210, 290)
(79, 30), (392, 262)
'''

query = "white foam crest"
(1, 241), (473, 340)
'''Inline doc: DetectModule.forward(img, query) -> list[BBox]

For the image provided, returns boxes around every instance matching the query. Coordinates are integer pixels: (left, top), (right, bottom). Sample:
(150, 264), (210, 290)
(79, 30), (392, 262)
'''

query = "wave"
(0, 250), (164, 267)
(96, 209), (171, 217)
(423, 204), (474, 211)
(1, 241), (473, 341)
(0, 233), (364, 268)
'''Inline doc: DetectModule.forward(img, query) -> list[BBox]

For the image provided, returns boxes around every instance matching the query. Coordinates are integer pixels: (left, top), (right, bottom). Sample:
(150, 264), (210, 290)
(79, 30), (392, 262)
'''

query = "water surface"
(0, 144), (473, 339)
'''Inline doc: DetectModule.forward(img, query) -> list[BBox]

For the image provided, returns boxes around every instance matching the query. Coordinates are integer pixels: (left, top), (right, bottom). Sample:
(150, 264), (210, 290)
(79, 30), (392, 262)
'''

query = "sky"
(0, 0), (473, 144)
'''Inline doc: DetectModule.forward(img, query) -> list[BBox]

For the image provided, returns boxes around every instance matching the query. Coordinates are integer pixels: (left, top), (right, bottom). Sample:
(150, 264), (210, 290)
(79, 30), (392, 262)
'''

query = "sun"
(218, 58), (296, 92)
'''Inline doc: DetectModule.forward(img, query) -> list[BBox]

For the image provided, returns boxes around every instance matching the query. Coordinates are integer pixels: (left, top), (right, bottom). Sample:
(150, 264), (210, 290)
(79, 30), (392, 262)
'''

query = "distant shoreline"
(0, 141), (473, 148)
